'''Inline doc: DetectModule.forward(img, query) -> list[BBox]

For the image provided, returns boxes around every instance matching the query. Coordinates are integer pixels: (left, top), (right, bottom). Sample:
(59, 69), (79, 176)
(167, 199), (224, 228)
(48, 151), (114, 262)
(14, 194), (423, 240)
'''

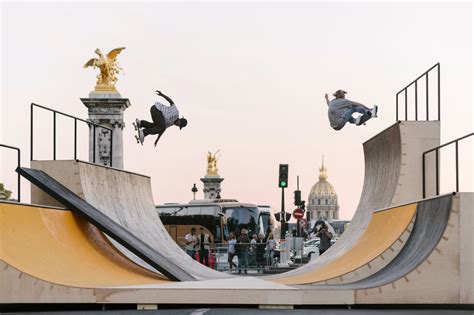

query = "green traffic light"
(279, 181), (287, 187)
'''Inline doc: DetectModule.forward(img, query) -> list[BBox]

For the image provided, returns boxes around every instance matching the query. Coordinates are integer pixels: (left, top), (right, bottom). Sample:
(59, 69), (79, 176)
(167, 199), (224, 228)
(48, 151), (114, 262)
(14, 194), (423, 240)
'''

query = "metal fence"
(422, 132), (474, 198)
(30, 103), (113, 166)
(0, 144), (21, 201)
(181, 242), (306, 273)
(396, 63), (440, 122)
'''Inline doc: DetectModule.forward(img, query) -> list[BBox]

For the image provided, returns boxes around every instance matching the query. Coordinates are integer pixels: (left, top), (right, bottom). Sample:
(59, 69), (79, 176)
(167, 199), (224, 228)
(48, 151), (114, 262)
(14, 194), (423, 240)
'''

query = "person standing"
(237, 229), (250, 274)
(227, 233), (238, 272)
(197, 227), (213, 267)
(266, 233), (277, 266)
(316, 223), (333, 255)
(249, 234), (258, 268)
(256, 234), (266, 273)
(183, 227), (197, 259)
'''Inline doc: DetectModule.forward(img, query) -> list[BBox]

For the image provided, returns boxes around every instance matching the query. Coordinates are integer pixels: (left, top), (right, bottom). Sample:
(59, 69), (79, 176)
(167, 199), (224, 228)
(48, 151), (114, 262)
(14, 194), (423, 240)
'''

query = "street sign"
(299, 218), (307, 228)
(293, 208), (304, 220)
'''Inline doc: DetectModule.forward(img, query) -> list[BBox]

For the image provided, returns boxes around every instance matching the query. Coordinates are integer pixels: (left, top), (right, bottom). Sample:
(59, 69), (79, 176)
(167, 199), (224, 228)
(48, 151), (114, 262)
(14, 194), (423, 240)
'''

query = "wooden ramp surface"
(0, 202), (168, 288)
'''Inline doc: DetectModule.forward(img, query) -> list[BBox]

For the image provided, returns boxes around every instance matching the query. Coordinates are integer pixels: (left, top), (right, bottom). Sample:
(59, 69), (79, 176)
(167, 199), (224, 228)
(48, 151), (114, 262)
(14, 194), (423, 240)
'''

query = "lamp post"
(191, 183), (198, 200)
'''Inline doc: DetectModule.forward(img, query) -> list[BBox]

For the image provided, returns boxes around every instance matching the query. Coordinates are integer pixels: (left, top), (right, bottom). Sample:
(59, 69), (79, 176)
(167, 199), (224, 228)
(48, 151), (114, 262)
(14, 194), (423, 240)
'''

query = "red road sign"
(299, 218), (307, 228)
(293, 208), (304, 220)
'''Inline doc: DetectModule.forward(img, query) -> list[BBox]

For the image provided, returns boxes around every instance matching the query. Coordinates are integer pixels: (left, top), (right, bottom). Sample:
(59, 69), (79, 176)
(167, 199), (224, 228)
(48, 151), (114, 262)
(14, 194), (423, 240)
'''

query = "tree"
(0, 183), (12, 200)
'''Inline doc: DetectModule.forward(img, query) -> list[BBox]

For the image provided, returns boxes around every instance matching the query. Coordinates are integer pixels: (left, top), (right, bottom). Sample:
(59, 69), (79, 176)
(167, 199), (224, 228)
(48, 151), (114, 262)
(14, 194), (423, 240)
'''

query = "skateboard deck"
(134, 129), (143, 145)
(132, 119), (139, 131)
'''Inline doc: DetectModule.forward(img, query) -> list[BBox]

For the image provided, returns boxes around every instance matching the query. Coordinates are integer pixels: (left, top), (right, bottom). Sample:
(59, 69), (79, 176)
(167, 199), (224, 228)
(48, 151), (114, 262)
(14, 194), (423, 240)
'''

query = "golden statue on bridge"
(206, 150), (220, 176)
(84, 47), (125, 92)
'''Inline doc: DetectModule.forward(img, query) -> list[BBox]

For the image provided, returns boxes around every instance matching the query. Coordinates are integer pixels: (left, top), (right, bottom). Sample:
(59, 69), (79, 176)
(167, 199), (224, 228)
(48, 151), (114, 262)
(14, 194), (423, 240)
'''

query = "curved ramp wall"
(274, 202), (416, 285)
(30, 160), (230, 281)
(303, 193), (473, 305)
(0, 202), (168, 288)
(269, 121), (440, 280)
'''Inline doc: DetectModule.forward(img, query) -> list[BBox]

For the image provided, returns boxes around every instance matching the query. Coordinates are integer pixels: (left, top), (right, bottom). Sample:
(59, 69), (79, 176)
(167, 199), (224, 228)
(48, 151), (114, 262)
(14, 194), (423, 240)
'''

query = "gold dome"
(308, 157), (337, 198)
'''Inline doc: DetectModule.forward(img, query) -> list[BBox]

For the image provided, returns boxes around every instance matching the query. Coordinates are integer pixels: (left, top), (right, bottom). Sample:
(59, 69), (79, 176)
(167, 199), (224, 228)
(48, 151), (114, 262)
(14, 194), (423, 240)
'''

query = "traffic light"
(273, 212), (291, 222)
(278, 164), (288, 188)
(294, 190), (301, 206)
(274, 212), (281, 222)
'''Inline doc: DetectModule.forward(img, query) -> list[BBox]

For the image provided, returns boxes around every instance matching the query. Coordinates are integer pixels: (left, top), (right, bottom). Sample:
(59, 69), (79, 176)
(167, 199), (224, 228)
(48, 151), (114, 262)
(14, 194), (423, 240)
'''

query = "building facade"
(307, 158), (340, 221)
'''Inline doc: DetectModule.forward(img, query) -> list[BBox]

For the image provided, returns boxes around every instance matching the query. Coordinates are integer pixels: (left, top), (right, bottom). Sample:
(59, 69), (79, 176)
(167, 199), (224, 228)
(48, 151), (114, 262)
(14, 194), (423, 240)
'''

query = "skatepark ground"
(3, 307), (474, 314)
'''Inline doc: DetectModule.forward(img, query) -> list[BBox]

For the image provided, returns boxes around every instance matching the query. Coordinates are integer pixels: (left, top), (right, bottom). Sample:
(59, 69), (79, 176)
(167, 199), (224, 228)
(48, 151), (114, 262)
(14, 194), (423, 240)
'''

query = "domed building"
(307, 157), (340, 221)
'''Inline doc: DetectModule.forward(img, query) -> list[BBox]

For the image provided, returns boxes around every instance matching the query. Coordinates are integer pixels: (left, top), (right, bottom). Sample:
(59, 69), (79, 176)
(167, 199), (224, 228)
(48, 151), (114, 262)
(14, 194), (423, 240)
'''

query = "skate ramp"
(274, 202), (416, 285)
(28, 160), (230, 281)
(307, 193), (473, 304)
(28, 121), (439, 284)
(345, 193), (453, 289)
(268, 121), (440, 280)
(0, 201), (168, 288)
(18, 167), (193, 281)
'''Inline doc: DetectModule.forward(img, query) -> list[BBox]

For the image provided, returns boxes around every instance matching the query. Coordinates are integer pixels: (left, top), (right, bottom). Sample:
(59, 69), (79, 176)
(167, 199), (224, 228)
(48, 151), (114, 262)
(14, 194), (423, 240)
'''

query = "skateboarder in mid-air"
(325, 90), (378, 131)
(134, 90), (187, 146)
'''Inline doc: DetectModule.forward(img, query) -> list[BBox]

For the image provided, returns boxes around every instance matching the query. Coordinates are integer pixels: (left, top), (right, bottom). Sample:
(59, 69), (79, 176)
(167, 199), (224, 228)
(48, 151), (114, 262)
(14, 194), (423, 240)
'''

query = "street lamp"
(191, 183), (198, 200)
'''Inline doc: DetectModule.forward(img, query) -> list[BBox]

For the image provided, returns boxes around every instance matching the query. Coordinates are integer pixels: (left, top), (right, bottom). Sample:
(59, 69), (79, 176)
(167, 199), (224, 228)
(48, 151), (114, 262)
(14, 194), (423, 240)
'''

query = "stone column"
(200, 175), (224, 200)
(81, 92), (130, 169)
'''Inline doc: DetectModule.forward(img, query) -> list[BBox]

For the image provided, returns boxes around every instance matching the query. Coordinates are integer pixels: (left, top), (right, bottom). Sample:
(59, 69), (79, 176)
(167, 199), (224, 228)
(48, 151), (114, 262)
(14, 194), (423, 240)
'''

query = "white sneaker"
(138, 129), (145, 143)
(355, 115), (363, 125)
(371, 105), (378, 118)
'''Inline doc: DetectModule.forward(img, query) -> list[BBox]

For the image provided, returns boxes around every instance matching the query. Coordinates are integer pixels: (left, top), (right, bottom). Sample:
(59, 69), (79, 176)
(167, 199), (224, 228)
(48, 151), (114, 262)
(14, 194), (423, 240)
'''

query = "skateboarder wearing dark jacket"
(325, 90), (378, 130)
(134, 90), (187, 146)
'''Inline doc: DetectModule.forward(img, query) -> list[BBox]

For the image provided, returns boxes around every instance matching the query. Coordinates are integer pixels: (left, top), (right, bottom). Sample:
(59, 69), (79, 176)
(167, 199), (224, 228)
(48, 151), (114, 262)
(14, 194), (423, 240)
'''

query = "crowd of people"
(182, 227), (279, 273)
(182, 223), (334, 273)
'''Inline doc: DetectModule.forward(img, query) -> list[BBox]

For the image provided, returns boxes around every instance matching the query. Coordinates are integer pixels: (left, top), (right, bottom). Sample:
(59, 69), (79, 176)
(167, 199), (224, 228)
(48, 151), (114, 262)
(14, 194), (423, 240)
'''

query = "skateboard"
(133, 119), (143, 145)
(132, 118), (140, 131)
(134, 129), (144, 145)
(356, 105), (378, 126)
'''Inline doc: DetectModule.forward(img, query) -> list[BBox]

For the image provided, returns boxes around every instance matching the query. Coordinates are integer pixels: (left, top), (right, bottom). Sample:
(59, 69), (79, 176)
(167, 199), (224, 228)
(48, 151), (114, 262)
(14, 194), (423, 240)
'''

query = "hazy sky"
(1, 1), (472, 219)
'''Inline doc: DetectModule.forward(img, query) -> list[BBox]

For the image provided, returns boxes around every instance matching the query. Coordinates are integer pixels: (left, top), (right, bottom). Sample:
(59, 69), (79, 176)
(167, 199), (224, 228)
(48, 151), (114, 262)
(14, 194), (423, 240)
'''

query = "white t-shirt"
(228, 239), (237, 253)
(266, 239), (277, 250)
(154, 101), (179, 129)
(184, 233), (196, 251)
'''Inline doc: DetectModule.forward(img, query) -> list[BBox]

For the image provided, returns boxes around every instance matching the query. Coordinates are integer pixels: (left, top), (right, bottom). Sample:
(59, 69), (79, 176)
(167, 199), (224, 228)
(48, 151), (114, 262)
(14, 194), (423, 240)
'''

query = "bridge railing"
(30, 103), (113, 167)
(0, 144), (21, 202)
(422, 132), (473, 198)
(396, 63), (440, 122)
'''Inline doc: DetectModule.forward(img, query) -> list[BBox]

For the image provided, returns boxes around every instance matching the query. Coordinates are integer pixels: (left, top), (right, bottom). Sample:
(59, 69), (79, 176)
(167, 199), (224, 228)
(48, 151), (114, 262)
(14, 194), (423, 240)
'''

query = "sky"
(1, 1), (472, 220)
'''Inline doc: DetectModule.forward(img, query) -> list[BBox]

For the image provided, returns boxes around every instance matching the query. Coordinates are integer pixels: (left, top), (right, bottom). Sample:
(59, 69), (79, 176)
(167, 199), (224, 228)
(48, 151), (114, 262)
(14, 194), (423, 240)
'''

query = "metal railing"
(422, 132), (473, 198)
(396, 63), (440, 121)
(30, 103), (113, 167)
(179, 242), (305, 273)
(0, 144), (21, 201)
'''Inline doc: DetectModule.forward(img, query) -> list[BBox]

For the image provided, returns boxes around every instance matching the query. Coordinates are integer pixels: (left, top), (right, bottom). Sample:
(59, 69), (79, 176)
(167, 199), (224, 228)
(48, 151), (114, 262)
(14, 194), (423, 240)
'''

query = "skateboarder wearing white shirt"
(325, 90), (378, 130)
(134, 90), (188, 146)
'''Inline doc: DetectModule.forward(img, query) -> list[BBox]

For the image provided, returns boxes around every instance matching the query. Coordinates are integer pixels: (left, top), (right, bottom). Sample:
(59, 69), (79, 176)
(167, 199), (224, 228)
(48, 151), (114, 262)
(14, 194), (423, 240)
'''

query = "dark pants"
(199, 249), (209, 266)
(238, 252), (248, 273)
(141, 106), (165, 137)
(228, 252), (237, 270)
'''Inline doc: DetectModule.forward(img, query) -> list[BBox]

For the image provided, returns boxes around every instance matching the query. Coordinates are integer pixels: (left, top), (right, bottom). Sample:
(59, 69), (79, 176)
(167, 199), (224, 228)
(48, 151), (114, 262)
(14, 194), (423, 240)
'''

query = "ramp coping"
(374, 192), (456, 213)
(0, 200), (67, 211)
(31, 159), (151, 179)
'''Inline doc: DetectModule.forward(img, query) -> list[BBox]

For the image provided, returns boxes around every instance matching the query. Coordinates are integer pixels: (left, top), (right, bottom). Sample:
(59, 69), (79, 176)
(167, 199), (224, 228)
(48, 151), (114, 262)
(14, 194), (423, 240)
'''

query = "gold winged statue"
(84, 47), (125, 92)
(206, 150), (221, 176)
